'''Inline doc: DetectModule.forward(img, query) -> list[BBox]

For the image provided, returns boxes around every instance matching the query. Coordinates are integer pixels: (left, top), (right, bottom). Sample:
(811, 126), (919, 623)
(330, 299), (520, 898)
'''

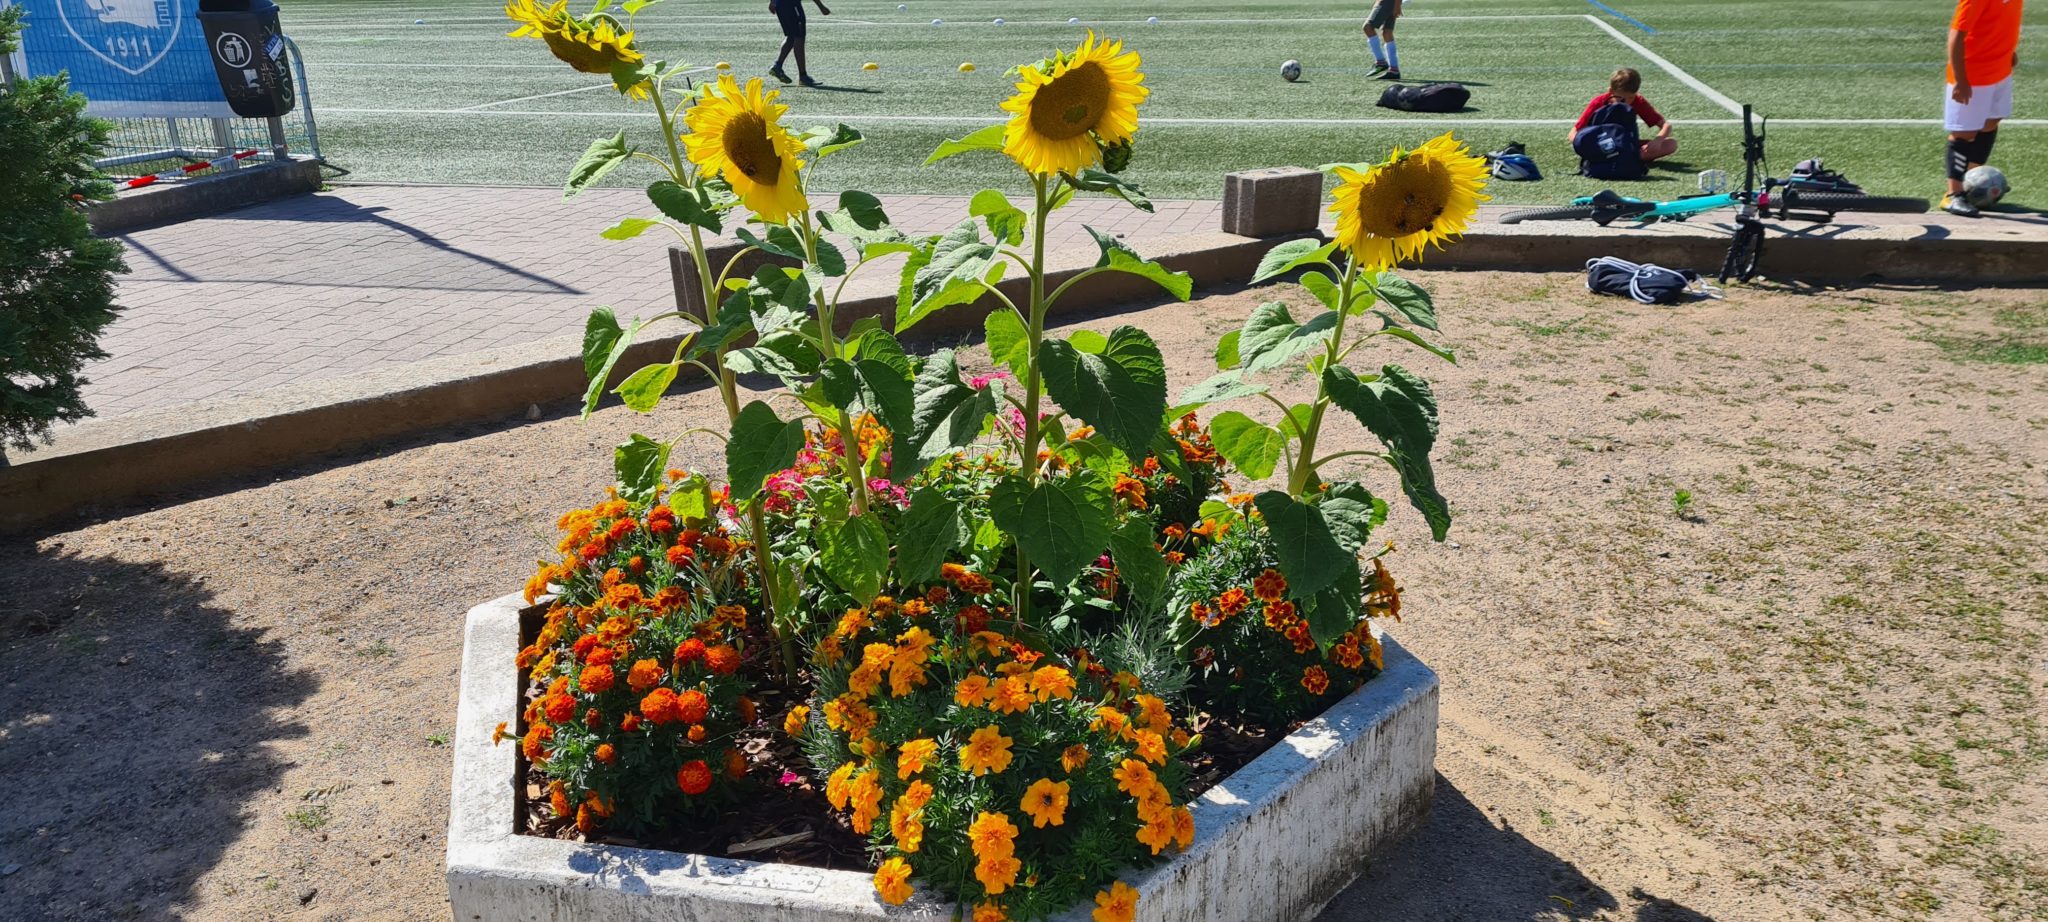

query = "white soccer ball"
(993, 17), (1004, 24)
(1068, 17), (1080, 23)
(1963, 165), (2010, 208)
(898, 3), (906, 8)
(414, 18), (425, 24)
(1147, 15), (1160, 23)
(1281, 59), (1302, 82)
(931, 18), (943, 24)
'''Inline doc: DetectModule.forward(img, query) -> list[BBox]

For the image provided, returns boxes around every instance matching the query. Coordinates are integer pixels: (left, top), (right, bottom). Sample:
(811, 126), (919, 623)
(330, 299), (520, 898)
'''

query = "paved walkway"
(90, 185), (1221, 419)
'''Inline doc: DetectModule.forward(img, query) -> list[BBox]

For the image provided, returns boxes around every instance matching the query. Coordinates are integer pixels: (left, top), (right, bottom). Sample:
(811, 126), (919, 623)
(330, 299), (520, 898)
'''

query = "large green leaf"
(1252, 490), (1358, 604)
(1175, 372), (1269, 410)
(1374, 323), (1458, 364)
(1214, 330), (1242, 370)
(1373, 274), (1439, 331)
(894, 488), (969, 585)
(1320, 482), (1389, 552)
(924, 124), (1005, 164)
(738, 226), (806, 261)
(564, 132), (631, 200)
(1299, 269), (1343, 311)
(984, 309), (1030, 373)
(1299, 579), (1362, 648)
(614, 362), (679, 412)
(818, 190), (901, 246)
(726, 401), (806, 500)
(898, 220), (999, 332)
(989, 477), (1113, 588)
(970, 189), (1028, 246)
(1070, 169), (1154, 213)
(851, 327), (912, 379)
(1236, 302), (1335, 375)
(1322, 364), (1451, 540)
(1209, 411), (1285, 480)
(1039, 326), (1167, 459)
(1108, 517), (1168, 605)
(800, 123), (864, 157)
(855, 358), (915, 468)
(614, 434), (670, 505)
(817, 358), (860, 409)
(600, 217), (660, 240)
(647, 179), (722, 233)
(580, 308), (641, 419)
(684, 290), (757, 358)
(905, 350), (995, 476)
(815, 488), (889, 605)
(1251, 238), (1337, 283)
(1083, 227), (1193, 301)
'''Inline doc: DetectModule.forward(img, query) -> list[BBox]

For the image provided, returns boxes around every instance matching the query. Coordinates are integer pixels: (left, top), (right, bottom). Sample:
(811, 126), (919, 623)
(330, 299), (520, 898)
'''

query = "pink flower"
(780, 770), (802, 786)
(968, 370), (1012, 390)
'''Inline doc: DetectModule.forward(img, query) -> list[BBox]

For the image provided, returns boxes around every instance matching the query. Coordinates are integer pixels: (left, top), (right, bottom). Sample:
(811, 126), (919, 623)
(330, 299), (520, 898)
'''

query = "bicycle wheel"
(1721, 222), (1766, 283)
(1499, 205), (1601, 225)
(1775, 192), (1929, 215)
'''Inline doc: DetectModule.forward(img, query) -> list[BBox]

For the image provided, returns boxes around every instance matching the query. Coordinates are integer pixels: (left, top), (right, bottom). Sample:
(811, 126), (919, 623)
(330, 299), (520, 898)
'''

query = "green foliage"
(0, 9), (125, 453)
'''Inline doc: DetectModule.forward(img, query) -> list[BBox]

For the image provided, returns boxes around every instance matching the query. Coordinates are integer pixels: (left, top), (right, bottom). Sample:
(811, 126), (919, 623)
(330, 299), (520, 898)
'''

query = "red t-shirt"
(1573, 93), (1666, 133)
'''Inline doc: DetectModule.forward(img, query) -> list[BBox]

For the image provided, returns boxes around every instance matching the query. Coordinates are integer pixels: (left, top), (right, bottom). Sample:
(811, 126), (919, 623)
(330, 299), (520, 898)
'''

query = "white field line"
(283, 13), (1586, 28)
(311, 62), (570, 69)
(454, 66), (715, 111)
(320, 108), (2048, 128)
(1582, 13), (1743, 116)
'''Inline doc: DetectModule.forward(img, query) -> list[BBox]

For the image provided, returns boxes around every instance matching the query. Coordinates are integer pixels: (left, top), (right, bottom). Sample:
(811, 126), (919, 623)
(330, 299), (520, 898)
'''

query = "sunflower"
(999, 32), (1148, 176)
(1329, 132), (1490, 270)
(504, 0), (643, 77)
(684, 75), (809, 223)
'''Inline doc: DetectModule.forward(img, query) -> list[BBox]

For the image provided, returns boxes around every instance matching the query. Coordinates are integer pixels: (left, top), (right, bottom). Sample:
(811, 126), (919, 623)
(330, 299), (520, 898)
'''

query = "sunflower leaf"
(727, 401), (807, 500)
(684, 290), (756, 359)
(1070, 169), (1154, 213)
(564, 131), (633, 200)
(1039, 326), (1167, 459)
(907, 350), (996, 478)
(1250, 238), (1337, 283)
(925, 124), (1006, 165)
(614, 434), (671, 505)
(1174, 371), (1268, 411)
(801, 123), (864, 158)
(895, 488), (969, 585)
(1248, 311), (1337, 374)
(989, 477), (1113, 588)
(1083, 227), (1193, 301)
(898, 220), (997, 333)
(985, 309), (1031, 374)
(1109, 517), (1169, 605)
(1214, 330), (1242, 370)
(812, 236), (849, 278)
(1373, 274), (1440, 331)
(1322, 364), (1451, 540)
(1252, 490), (1360, 604)
(819, 191), (903, 246)
(970, 189), (1028, 246)
(648, 179), (722, 233)
(1299, 269), (1343, 312)
(614, 362), (680, 412)
(1209, 410), (1285, 481)
(1372, 322), (1458, 364)
(599, 217), (660, 240)
(580, 309), (642, 419)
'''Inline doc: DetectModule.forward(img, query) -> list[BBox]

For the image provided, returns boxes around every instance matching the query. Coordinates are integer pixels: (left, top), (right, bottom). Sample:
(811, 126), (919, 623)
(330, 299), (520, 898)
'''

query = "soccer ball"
(1281, 60), (1302, 82)
(1147, 15), (1160, 23)
(1963, 165), (2010, 208)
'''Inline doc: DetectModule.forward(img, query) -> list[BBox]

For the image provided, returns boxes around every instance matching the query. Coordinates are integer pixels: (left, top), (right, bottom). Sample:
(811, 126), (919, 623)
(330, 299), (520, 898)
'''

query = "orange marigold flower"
(1134, 694), (1172, 733)
(967, 810), (1019, 860)
(901, 778), (935, 810)
(491, 721), (512, 745)
(626, 658), (663, 693)
(1264, 599), (1298, 631)
(1171, 805), (1195, 849)
(675, 688), (710, 725)
(990, 676), (1035, 715)
(1020, 777), (1070, 828)
(620, 713), (641, 732)
(873, 856), (914, 905)
(1132, 729), (1167, 765)
(576, 803), (598, 835)
(543, 693), (576, 724)
(549, 780), (571, 816)
(900, 598), (932, 620)
(974, 902), (1008, 922)
(1165, 550), (1186, 566)
(960, 725), (1014, 776)
(1112, 758), (1156, 796)
(897, 738), (938, 780)
(627, 555), (647, 575)
(1111, 474), (1148, 510)
(847, 769), (884, 833)
(665, 543), (695, 567)
(1137, 810), (1176, 854)
(713, 604), (748, 631)
(1030, 665), (1076, 701)
(974, 852), (1022, 896)
(595, 743), (617, 764)
(583, 707), (602, 730)
(1062, 744), (1091, 773)
(521, 725), (552, 762)
(825, 762), (858, 810)
(1286, 621), (1316, 655)
(738, 696), (757, 724)
(639, 687), (679, 724)
(890, 798), (927, 853)
(676, 759), (713, 795)
(925, 585), (950, 605)
(783, 705), (810, 737)
(1092, 706), (1129, 737)
(724, 747), (748, 780)
(1215, 587), (1251, 618)
(673, 637), (705, 665)
(954, 674), (992, 707)
(1333, 640), (1364, 670)
(687, 724), (708, 743)
(704, 644), (741, 675)
(1093, 881), (1139, 922)
(1301, 665), (1330, 695)
(1188, 601), (1217, 627)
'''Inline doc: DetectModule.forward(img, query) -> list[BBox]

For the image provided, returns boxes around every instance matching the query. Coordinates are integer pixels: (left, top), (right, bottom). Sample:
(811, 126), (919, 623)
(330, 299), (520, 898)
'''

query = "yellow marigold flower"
(1092, 706), (1128, 736)
(1136, 810), (1175, 854)
(973, 902), (1009, 922)
(683, 75), (808, 223)
(975, 852), (1022, 896)
(889, 658), (928, 698)
(1171, 805), (1195, 849)
(836, 607), (870, 638)
(999, 31), (1148, 176)
(901, 779), (935, 810)
(895, 625), (937, 663)
(1329, 132), (1489, 271)
(1132, 729), (1167, 765)
(1134, 781), (1171, 823)
(991, 675), (1035, 715)
(1112, 758), (1155, 796)
(890, 798), (926, 852)
(968, 630), (1010, 658)
(848, 769), (884, 833)
(961, 725), (1015, 776)
(1020, 778), (1070, 828)
(1061, 744), (1091, 773)
(967, 810), (1019, 860)
(825, 761), (858, 810)
(783, 704), (810, 737)
(504, 0), (645, 82)
(873, 856), (914, 905)
(1092, 881), (1139, 922)
(1133, 694), (1171, 733)
(897, 738), (938, 780)
(955, 674), (992, 707)
(1029, 665), (1076, 701)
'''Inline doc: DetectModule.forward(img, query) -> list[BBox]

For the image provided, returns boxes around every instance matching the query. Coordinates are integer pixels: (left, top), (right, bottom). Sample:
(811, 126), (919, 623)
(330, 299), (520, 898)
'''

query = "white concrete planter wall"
(448, 593), (1439, 922)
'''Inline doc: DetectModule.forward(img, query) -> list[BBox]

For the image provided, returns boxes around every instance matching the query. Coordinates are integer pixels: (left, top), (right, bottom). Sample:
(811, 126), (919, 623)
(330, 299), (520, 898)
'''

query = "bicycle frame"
(1563, 105), (1767, 224)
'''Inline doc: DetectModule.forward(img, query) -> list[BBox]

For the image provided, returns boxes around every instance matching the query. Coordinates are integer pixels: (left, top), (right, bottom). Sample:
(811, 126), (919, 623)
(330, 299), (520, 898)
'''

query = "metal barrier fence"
(91, 34), (321, 186)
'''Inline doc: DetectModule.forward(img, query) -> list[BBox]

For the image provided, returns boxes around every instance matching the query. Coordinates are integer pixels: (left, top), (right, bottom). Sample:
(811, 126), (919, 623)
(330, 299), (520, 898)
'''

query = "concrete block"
(88, 158), (321, 235)
(1221, 167), (1325, 238)
(447, 592), (1438, 922)
(671, 242), (802, 320)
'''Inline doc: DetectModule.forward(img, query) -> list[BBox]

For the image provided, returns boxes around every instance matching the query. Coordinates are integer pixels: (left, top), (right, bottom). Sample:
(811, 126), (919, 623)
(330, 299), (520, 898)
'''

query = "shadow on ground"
(0, 548), (317, 920)
(1317, 774), (1711, 921)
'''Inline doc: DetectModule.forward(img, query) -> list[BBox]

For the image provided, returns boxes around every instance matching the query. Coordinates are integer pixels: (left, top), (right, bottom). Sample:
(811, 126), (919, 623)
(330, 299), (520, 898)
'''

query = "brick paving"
(87, 185), (1223, 420)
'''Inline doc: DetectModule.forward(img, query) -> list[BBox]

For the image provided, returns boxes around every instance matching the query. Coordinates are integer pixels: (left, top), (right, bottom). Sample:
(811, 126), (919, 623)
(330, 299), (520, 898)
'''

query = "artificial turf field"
(291, 0), (2046, 208)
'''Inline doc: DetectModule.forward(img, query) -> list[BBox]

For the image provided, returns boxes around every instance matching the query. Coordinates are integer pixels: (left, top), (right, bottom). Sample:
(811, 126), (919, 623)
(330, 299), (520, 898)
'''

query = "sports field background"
(289, 0), (2046, 207)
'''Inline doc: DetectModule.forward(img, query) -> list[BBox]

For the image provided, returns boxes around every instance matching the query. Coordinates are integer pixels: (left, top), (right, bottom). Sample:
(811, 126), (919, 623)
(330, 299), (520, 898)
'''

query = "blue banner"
(15, 0), (234, 117)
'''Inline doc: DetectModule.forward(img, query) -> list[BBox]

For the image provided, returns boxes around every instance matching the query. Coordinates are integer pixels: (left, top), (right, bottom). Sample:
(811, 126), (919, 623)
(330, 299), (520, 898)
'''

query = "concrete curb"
(0, 229), (1300, 534)
(89, 159), (323, 235)
(447, 593), (1439, 922)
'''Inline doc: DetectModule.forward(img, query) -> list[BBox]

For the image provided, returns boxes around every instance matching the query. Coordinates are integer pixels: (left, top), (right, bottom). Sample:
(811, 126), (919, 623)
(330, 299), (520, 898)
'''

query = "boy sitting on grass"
(1570, 67), (1678, 163)
(1364, 0), (1402, 81)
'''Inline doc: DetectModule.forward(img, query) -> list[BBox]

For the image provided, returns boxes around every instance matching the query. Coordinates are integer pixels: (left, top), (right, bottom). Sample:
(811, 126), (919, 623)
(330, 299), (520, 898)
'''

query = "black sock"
(1978, 129), (1998, 164)
(1948, 138), (1973, 182)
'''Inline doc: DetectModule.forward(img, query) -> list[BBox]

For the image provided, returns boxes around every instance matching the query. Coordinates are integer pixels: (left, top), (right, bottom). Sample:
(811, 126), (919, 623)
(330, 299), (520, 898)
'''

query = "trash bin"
(198, 0), (296, 119)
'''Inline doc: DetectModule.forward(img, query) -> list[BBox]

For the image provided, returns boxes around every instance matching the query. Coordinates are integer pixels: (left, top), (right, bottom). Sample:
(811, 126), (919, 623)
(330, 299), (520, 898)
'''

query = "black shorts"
(1365, 0), (1397, 30)
(775, 2), (806, 39)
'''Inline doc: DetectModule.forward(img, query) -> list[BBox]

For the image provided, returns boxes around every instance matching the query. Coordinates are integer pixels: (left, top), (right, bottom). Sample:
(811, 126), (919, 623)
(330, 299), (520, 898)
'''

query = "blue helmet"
(1490, 153), (1542, 182)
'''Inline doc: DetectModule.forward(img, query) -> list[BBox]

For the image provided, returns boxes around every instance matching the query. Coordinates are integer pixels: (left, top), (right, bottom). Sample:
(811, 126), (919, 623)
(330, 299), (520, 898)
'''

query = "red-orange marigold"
(676, 759), (713, 795)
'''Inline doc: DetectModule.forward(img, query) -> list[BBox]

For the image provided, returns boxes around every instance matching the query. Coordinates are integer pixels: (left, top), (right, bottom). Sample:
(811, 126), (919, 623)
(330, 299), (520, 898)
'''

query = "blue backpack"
(1574, 101), (1646, 180)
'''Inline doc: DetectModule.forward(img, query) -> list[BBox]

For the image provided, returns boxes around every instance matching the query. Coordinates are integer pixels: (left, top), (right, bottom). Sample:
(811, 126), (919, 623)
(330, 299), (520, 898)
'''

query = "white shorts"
(1945, 76), (2014, 132)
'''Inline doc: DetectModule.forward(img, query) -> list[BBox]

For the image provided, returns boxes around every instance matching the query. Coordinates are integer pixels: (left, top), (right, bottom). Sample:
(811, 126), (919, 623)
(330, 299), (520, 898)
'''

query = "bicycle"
(1500, 105), (1928, 282)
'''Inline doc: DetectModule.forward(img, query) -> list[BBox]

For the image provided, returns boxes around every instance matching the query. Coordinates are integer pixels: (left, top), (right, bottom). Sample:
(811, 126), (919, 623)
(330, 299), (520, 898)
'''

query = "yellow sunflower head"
(999, 32), (1149, 176)
(1329, 133), (1490, 270)
(682, 75), (809, 223)
(505, 0), (644, 78)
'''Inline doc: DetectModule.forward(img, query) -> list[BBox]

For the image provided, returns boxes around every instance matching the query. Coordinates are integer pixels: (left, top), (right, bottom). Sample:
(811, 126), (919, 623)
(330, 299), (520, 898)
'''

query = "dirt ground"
(2, 271), (2043, 922)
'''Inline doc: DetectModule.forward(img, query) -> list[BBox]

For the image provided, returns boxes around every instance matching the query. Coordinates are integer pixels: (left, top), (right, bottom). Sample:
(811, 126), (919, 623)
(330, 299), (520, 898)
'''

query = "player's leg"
(1942, 77), (1991, 213)
(1641, 137), (1677, 162)
(1364, 4), (1389, 74)
(1379, 26), (1401, 80)
(771, 36), (793, 82)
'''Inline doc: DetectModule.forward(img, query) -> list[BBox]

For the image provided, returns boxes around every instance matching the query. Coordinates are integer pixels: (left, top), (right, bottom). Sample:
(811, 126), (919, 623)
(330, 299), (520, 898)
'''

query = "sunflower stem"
(1287, 257), (1359, 497)
(800, 208), (871, 518)
(1014, 173), (1054, 627)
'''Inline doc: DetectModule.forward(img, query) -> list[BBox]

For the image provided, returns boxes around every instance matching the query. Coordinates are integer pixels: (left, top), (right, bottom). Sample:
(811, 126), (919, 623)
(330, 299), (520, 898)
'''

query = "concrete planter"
(448, 593), (1439, 921)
